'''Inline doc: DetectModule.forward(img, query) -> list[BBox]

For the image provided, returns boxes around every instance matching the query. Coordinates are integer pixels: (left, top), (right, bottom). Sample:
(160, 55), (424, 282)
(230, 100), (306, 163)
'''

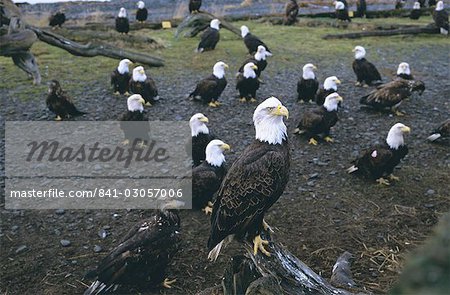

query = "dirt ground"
(1, 16), (450, 295)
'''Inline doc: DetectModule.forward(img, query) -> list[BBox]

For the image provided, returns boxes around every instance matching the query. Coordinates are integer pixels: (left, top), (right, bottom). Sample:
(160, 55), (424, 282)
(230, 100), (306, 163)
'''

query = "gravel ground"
(1, 25), (449, 295)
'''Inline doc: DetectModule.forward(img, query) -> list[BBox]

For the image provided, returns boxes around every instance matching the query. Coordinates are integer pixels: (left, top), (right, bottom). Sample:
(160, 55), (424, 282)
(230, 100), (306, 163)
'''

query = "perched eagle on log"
(119, 94), (149, 147)
(240, 25), (270, 55)
(433, 1), (449, 35)
(83, 209), (181, 294)
(187, 113), (217, 167)
(285, 0), (299, 25)
(197, 19), (221, 52)
(396, 62), (414, 80)
(136, 1), (148, 23)
(189, 0), (202, 13)
(238, 45), (272, 78)
(191, 139), (230, 214)
(111, 59), (133, 95)
(115, 7), (130, 34)
(236, 62), (260, 102)
(49, 11), (66, 29)
(297, 63), (319, 103)
(427, 119), (450, 142)
(129, 66), (159, 106)
(334, 1), (351, 22)
(46, 80), (86, 121)
(207, 97), (290, 261)
(359, 79), (425, 116)
(410, 2), (422, 20)
(352, 46), (382, 86)
(347, 123), (410, 186)
(294, 93), (343, 145)
(189, 61), (228, 107)
(315, 76), (340, 106)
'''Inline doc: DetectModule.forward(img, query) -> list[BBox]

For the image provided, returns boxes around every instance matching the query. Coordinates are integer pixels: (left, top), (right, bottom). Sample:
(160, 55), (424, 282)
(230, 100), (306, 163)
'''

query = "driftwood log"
(0, 0), (164, 85)
(323, 25), (440, 39)
(175, 12), (241, 39)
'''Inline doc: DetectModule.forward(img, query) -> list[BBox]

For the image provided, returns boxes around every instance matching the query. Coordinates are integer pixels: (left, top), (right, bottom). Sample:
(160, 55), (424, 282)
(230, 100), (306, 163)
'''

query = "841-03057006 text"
(9, 188), (185, 199)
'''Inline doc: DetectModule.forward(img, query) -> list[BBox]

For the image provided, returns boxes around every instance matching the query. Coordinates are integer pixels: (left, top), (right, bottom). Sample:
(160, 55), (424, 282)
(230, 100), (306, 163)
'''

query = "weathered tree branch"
(175, 12), (241, 39)
(323, 25), (440, 39)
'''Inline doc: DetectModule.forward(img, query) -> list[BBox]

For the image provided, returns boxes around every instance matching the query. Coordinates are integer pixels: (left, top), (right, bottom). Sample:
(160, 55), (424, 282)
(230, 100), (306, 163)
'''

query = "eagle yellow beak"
(199, 116), (209, 123)
(401, 126), (411, 133)
(139, 70), (145, 74)
(313, 65), (317, 70)
(272, 105), (289, 119)
(224, 64), (229, 69)
(336, 79), (342, 84)
(252, 65), (258, 70)
(221, 143), (231, 151)
(352, 48), (356, 52)
(336, 95), (344, 102)
(139, 98), (146, 105)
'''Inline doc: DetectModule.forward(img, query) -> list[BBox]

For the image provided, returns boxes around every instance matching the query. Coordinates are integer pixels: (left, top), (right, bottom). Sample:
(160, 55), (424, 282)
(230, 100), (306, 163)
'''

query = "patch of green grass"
(0, 16), (447, 101)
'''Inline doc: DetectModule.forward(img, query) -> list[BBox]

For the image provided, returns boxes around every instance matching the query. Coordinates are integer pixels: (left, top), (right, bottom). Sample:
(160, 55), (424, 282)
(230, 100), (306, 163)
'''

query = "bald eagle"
(294, 93), (343, 145)
(189, 61), (228, 107)
(297, 63), (319, 103)
(347, 123), (410, 186)
(197, 19), (220, 53)
(395, 0), (406, 9)
(315, 76), (341, 106)
(49, 11), (65, 29)
(359, 79), (425, 116)
(191, 140), (229, 214)
(46, 80), (86, 121)
(352, 46), (382, 86)
(83, 209), (181, 294)
(238, 45), (272, 78)
(188, 113), (217, 167)
(111, 59), (133, 95)
(396, 62), (414, 80)
(189, 0), (202, 13)
(136, 1), (148, 23)
(240, 25), (270, 55)
(236, 62), (260, 102)
(119, 94), (149, 147)
(207, 97), (290, 261)
(410, 2), (422, 20)
(433, 1), (449, 35)
(116, 8), (129, 34)
(285, 0), (299, 25)
(356, 0), (367, 18)
(427, 119), (450, 142)
(334, 1), (351, 22)
(129, 66), (159, 106)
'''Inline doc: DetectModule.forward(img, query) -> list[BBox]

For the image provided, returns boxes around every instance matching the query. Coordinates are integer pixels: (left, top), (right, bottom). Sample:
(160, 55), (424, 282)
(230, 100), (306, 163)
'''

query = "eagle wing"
(208, 145), (288, 249)
(297, 108), (324, 130)
(286, 1), (299, 17)
(198, 28), (219, 50)
(361, 80), (410, 107)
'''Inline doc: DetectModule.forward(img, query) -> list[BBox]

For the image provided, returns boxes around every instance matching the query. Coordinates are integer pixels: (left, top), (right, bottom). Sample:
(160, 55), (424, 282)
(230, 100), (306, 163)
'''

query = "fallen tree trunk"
(175, 12), (241, 38)
(323, 25), (440, 39)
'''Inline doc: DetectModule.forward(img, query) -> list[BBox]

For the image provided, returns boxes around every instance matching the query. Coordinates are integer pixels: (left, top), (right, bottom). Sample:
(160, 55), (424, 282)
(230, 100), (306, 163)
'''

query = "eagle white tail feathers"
(427, 133), (441, 141)
(347, 165), (358, 173)
(207, 240), (224, 261)
(440, 28), (449, 35)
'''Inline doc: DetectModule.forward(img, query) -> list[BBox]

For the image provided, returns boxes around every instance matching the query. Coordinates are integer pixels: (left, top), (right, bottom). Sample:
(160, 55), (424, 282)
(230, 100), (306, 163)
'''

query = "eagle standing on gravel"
(396, 62), (414, 80)
(427, 119), (450, 142)
(347, 123), (410, 186)
(207, 97), (290, 261)
(240, 25), (270, 55)
(129, 66), (159, 106)
(236, 62), (260, 102)
(297, 63), (319, 103)
(315, 76), (340, 106)
(294, 92), (343, 145)
(115, 7), (130, 34)
(238, 45), (272, 78)
(191, 139), (230, 214)
(334, 1), (351, 22)
(111, 59), (133, 95)
(197, 19), (221, 52)
(285, 0), (299, 25)
(410, 2), (422, 20)
(83, 209), (181, 294)
(433, 1), (449, 35)
(188, 113), (217, 167)
(189, 61), (228, 107)
(359, 79), (425, 116)
(352, 46), (382, 86)
(119, 94), (149, 147)
(136, 1), (148, 23)
(46, 80), (86, 121)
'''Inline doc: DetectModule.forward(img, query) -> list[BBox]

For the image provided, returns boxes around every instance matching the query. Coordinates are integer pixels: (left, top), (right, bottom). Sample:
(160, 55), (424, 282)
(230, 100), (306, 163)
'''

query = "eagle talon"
(394, 110), (405, 116)
(113, 91), (120, 96)
(162, 278), (176, 289)
(376, 177), (390, 186)
(214, 101), (222, 106)
(54, 115), (62, 121)
(250, 98), (257, 103)
(124, 91), (130, 96)
(298, 100), (305, 104)
(208, 102), (218, 107)
(324, 136), (334, 143)
(389, 174), (400, 181)
(137, 141), (147, 149)
(202, 205), (213, 215)
(355, 82), (362, 87)
(253, 235), (271, 257)
(122, 139), (130, 146)
(144, 102), (152, 107)
(308, 138), (318, 145)
(239, 97), (247, 102)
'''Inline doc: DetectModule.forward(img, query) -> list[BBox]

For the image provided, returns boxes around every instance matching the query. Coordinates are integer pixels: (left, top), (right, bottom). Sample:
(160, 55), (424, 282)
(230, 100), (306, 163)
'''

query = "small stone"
(98, 229), (108, 239)
(93, 245), (103, 253)
(102, 225), (111, 230)
(306, 181), (315, 187)
(11, 225), (19, 231)
(55, 209), (65, 215)
(425, 189), (435, 196)
(15, 245), (27, 254)
(60, 239), (71, 247)
(424, 203), (435, 208)
(309, 173), (319, 179)
(329, 171), (337, 175)
(112, 214), (121, 219)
